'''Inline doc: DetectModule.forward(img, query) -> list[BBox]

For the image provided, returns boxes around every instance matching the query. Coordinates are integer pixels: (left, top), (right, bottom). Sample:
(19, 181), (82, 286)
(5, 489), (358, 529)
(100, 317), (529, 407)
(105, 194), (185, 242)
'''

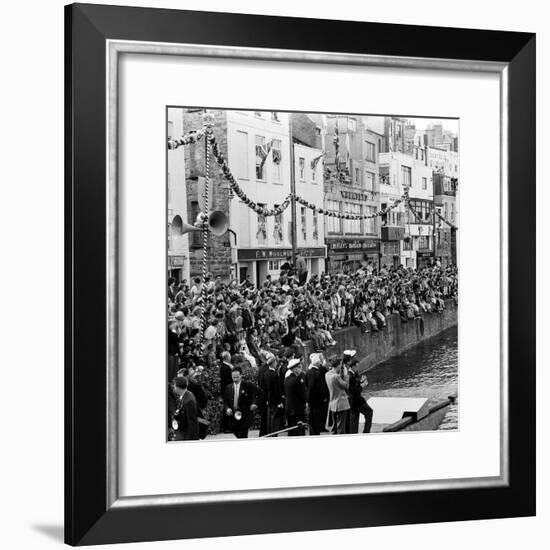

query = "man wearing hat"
(344, 354), (373, 433)
(283, 358), (307, 436)
(305, 353), (329, 435)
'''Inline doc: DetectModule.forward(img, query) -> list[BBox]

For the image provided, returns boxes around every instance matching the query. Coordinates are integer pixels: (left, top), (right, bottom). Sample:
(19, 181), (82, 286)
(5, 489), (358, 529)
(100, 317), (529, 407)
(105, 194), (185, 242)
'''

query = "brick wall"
(291, 113), (322, 149)
(182, 109), (233, 281)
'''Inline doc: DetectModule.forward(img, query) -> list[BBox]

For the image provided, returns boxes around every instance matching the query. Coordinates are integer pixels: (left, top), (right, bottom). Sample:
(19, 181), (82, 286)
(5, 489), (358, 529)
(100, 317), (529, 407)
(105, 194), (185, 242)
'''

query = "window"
(451, 203), (455, 222)
(365, 206), (376, 234)
(311, 162), (317, 182)
(444, 202), (448, 220)
(344, 203), (361, 234)
(268, 260), (281, 271)
(255, 135), (266, 180)
(299, 157), (305, 180)
(419, 236), (430, 250)
(379, 166), (389, 186)
(271, 139), (281, 183)
(365, 171), (375, 191)
(301, 207), (307, 240)
(422, 177), (427, 190)
(383, 241), (399, 255)
(365, 141), (376, 162)
(313, 211), (319, 240)
(410, 199), (432, 223)
(355, 167), (360, 185)
(327, 200), (342, 233)
(257, 203), (267, 244)
(348, 118), (357, 132)
(271, 111), (280, 122)
(401, 165), (412, 188)
(403, 238), (412, 251)
(235, 131), (249, 179)
(273, 206), (283, 244)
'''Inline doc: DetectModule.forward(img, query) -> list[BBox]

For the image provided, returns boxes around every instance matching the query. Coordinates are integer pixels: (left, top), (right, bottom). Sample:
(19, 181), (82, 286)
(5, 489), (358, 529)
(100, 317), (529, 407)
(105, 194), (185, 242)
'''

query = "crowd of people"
(167, 260), (458, 440)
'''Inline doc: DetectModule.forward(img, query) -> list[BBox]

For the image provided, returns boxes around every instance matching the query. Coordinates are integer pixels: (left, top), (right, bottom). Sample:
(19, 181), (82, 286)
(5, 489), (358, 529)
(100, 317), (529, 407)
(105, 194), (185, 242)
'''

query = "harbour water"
(364, 326), (458, 430)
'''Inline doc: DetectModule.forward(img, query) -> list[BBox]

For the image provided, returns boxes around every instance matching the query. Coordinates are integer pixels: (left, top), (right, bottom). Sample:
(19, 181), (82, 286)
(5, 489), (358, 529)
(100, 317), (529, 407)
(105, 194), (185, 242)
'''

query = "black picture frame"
(65, 3), (536, 545)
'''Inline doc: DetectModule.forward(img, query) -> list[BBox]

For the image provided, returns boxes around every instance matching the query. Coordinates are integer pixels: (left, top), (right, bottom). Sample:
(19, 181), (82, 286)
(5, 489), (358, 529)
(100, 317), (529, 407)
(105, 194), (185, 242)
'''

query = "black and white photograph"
(167, 109), (459, 442)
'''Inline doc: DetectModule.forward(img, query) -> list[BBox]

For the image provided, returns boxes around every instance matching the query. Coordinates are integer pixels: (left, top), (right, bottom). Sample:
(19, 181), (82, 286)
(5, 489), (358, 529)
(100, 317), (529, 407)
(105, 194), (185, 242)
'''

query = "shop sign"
(327, 239), (379, 252)
(416, 251), (434, 259)
(169, 255), (186, 267)
(237, 247), (326, 260)
(340, 190), (374, 202)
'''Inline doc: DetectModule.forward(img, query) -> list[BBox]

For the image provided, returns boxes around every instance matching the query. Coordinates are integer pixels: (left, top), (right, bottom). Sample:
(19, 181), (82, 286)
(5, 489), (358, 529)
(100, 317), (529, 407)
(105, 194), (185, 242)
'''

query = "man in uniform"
(283, 358), (307, 436)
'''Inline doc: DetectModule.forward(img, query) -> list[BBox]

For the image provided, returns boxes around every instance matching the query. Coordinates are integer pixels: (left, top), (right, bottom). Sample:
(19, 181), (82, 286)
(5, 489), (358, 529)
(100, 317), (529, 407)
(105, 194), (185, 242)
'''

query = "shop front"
(237, 247), (326, 285)
(168, 254), (187, 283)
(380, 241), (401, 269)
(326, 238), (380, 274)
(416, 250), (435, 268)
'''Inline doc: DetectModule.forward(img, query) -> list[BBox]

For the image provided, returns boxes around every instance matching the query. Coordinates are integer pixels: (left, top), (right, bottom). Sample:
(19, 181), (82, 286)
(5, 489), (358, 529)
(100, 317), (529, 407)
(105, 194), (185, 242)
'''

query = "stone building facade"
(181, 109), (232, 280)
(323, 115), (381, 273)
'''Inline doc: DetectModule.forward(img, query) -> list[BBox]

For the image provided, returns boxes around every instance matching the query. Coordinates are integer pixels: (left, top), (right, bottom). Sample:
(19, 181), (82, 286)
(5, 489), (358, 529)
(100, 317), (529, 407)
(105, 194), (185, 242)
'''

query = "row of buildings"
(167, 109), (458, 286)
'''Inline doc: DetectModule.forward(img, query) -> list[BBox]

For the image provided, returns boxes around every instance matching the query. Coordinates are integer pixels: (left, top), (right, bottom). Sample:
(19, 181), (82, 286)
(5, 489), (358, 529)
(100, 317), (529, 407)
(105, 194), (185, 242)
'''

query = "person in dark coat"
(167, 323), (180, 382)
(257, 351), (274, 436)
(223, 366), (260, 438)
(304, 353), (329, 435)
(182, 366), (210, 439)
(168, 376), (200, 441)
(262, 355), (285, 435)
(346, 355), (374, 433)
(218, 351), (234, 433)
(218, 351), (233, 396)
(283, 358), (307, 436)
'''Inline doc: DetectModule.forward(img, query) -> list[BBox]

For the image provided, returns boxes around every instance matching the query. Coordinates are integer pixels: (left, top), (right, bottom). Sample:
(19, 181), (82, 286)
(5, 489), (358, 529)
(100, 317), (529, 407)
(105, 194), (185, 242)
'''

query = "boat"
(367, 394), (457, 433)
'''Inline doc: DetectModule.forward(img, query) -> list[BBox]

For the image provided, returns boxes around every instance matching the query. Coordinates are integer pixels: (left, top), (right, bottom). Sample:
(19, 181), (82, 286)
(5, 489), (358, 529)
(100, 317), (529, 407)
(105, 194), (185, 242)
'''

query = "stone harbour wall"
(306, 299), (458, 372)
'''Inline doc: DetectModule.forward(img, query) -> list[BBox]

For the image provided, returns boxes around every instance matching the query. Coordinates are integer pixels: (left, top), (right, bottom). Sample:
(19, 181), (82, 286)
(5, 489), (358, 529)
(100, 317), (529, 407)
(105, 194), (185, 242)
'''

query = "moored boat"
(367, 394), (457, 433)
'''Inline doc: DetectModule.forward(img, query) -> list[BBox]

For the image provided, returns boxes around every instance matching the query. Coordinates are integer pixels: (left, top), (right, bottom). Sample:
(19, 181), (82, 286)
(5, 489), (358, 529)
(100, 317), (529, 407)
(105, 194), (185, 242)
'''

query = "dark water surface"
(364, 326), (458, 430)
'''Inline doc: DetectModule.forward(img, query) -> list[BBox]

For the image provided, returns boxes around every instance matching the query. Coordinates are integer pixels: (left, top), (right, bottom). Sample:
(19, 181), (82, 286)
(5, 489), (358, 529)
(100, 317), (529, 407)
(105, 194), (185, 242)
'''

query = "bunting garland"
(310, 151), (325, 169)
(169, 123), (410, 221)
(167, 128), (206, 150)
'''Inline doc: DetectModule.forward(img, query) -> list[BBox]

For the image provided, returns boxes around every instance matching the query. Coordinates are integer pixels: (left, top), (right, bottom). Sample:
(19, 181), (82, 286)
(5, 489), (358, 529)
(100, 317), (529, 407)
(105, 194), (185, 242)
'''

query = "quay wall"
(305, 300), (458, 372)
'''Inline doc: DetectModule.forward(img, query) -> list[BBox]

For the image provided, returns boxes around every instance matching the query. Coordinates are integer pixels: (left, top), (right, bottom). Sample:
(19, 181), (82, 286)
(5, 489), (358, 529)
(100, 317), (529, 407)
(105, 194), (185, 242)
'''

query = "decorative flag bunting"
(169, 124), (410, 221)
(310, 152), (324, 169)
(167, 129), (206, 150)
